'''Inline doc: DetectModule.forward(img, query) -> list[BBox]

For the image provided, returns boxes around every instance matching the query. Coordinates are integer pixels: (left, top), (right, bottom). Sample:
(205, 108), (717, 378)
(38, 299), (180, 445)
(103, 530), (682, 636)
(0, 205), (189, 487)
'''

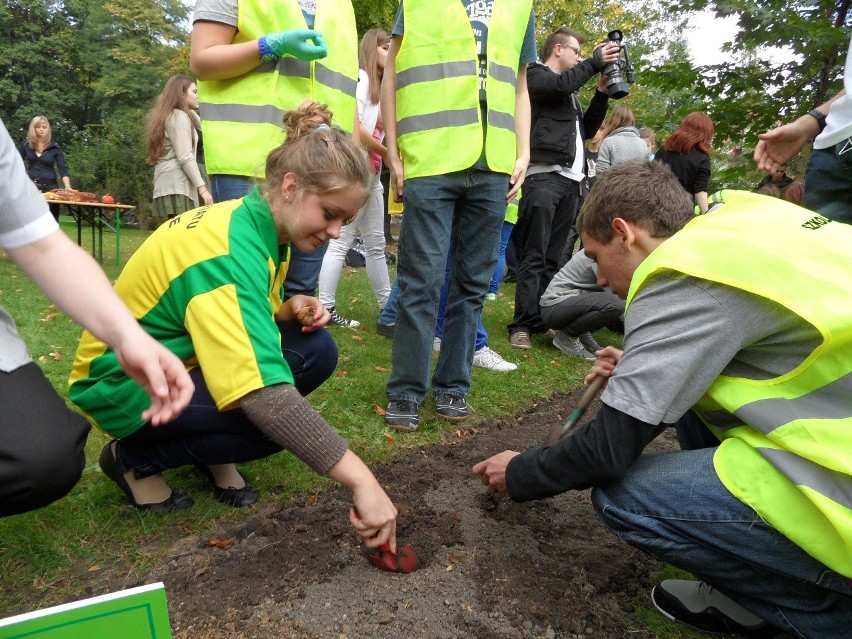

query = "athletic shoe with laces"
(552, 331), (596, 360)
(384, 400), (420, 432)
(435, 393), (468, 421)
(579, 331), (603, 353)
(326, 305), (360, 329)
(472, 346), (517, 372)
(509, 331), (531, 349)
(651, 580), (778, 638)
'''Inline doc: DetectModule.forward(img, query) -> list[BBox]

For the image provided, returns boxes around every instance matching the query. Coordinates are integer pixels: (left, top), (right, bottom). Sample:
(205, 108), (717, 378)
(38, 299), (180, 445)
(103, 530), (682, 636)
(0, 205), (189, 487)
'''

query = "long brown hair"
(145, 75), (195, 165)
(663, 112), (714, 154)
(27, 116), (52, 151)
(603, 105), (636, 137)
(359, 29), (391, 105)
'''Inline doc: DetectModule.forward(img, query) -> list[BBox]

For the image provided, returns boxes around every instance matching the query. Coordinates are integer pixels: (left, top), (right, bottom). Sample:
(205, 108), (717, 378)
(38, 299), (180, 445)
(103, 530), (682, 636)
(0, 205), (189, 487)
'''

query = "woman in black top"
(655, 112), (714, 213)
(18, 116), (72, 220)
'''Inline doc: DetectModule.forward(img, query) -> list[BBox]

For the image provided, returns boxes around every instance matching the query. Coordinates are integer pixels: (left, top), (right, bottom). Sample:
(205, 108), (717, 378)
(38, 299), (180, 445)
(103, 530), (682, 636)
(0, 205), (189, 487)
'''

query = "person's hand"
(472, 451), (520, 498)
(507, 154), (528, 202)
(281, 295), (329, 332)
(754, 121), (812, 175)
(583, 345), (622, 386)
(349, 482), (398, 550)
(386, 150), (404, 201)
(198, 186), (213, 206)
(597, 73), (609, 94)
(590, 42), (620, 72)
(266, 29), (327, 61)
(113, 335), (194, 426)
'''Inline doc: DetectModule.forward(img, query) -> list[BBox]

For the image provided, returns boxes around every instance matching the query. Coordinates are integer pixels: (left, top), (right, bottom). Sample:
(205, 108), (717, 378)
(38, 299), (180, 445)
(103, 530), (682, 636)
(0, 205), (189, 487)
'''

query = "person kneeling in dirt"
(474, 161), (852, 639)
(70, 102), (398, 550)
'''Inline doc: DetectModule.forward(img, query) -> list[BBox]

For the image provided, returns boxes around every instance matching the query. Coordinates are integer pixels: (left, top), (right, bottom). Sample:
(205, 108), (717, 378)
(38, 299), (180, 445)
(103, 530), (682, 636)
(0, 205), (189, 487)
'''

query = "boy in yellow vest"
(381, 0), (536, 431)
(474, 160), (852, 638)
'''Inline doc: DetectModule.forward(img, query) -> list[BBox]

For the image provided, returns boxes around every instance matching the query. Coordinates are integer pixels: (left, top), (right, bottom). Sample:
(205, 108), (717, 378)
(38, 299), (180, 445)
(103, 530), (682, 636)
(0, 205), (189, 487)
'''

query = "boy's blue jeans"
(592, 447), (852, 638)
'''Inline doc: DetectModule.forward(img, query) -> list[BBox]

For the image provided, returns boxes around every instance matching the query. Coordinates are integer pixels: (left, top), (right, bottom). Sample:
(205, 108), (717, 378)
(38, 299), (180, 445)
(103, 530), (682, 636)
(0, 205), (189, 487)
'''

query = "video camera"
(602, 30), (635, 99)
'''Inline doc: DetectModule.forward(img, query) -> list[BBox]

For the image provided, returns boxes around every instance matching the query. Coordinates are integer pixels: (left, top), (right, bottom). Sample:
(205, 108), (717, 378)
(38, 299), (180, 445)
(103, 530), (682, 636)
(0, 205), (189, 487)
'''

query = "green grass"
(0, 221), (713, 638)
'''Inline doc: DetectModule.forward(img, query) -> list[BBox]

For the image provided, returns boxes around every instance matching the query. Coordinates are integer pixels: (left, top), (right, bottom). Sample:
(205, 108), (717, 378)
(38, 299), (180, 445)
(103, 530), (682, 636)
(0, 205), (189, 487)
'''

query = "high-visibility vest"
(394, 0), (531, 178)
(505, 191), (519, 225)
(198, 0), (357, 178)
(626, 190), (852, 576)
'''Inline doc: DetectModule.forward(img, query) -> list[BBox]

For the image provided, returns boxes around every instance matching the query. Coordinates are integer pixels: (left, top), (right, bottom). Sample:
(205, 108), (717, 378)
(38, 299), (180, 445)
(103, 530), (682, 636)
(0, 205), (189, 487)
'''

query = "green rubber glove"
(265, 29), (328, 61)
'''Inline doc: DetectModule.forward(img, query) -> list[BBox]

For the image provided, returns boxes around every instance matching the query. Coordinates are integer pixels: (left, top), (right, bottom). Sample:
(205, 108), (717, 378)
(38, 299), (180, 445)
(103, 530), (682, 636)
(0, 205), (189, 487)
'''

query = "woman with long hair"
(18, 116), (72, 220)
(145, 75), (213, 227)
(71, 101), (398, 549)
(655, 111), (714, 213)
(594, 105), (649, 175)
(317, 28), (392, 328)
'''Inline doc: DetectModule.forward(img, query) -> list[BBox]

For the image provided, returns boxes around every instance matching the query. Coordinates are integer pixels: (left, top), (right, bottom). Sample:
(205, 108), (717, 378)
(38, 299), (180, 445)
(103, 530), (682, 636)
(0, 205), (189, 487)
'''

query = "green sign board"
(0, 583), (172, 639)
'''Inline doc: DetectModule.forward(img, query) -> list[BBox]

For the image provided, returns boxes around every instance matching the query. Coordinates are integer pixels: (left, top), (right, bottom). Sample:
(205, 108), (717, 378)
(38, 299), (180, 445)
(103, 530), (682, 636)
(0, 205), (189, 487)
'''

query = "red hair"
(663, 112), (714, 154)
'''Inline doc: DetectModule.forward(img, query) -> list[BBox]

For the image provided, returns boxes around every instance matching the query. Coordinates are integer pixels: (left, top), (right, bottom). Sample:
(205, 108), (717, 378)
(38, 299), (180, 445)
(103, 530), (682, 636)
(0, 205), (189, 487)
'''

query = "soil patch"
(143, 390), (679, 638)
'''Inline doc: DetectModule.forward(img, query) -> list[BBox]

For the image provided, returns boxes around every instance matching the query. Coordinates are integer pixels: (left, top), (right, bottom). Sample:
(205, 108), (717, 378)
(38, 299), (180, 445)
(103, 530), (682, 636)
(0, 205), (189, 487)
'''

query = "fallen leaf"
(306, 494), (318, 507)
(194, 566), (210, 578)
(87, 565), (101, 572)
(50, 352), (63, 361)
(40, 312), (59, 322)
(445, 563), (455, 572)
(336, 369), (349, 377)
(374, 404), (387, 416)
(38, 355), (47, 362)
(383, 433), (396, 446)
(351, 335), (365, 342)
(207, 538), (235, 549)
(550, 359), (560, 366)
(374, 365), (388, 372)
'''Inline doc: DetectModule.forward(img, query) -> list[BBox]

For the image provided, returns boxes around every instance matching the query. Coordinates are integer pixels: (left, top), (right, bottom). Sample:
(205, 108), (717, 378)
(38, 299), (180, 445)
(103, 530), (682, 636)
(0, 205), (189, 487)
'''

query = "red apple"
(101, 194), (115, 204)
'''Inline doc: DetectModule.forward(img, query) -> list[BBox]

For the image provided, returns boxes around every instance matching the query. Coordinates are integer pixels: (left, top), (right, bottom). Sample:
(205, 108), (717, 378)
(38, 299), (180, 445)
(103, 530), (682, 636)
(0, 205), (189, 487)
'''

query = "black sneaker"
(326, 306), (361, 328)
(385, 400), (420, 431)
(651, 580), (778, 637)
(435, 393), (468, 422)
(375, 321), (395, 338)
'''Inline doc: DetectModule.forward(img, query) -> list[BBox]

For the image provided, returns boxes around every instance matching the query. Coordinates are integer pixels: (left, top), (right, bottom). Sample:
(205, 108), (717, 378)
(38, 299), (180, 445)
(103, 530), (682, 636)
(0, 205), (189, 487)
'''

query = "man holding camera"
(508, 28), (619, 349)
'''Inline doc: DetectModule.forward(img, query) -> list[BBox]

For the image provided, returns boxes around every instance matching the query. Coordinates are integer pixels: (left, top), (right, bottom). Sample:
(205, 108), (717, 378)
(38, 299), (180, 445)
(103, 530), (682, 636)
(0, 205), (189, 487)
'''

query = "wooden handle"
(543, 376), (606, 446)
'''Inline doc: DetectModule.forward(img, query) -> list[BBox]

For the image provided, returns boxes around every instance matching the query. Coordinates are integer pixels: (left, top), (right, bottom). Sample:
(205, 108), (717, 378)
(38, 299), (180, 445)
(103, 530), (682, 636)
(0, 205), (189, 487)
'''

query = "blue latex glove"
(266, 29), (327, 61)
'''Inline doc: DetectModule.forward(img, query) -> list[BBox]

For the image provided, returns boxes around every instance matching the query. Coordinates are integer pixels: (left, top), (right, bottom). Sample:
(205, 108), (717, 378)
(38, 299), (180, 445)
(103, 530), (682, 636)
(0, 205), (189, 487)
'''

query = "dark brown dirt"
(140, 390), (679, 639)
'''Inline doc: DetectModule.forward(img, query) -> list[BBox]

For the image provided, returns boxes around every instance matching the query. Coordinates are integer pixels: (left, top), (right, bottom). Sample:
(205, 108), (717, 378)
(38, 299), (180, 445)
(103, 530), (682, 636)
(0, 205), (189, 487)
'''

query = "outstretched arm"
(9, 231), (193, 424)
(508, 64), (530, 201)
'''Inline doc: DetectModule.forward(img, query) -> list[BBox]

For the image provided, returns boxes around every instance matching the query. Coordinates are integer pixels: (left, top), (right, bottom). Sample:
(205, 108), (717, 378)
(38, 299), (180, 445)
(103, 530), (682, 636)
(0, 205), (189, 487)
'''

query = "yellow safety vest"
(198, 0), (357, 178)
(394, 0), (531, 178)
(627, 190), (852, 576)
(505, 191), (519, 225)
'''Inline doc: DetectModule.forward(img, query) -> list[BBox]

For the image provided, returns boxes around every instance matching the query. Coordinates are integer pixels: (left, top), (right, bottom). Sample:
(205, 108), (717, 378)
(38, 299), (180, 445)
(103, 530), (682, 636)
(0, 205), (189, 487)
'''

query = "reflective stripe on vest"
(626, 190), (852, 576)
(395, 0), (531, 178)
(198, 0), (357, 178)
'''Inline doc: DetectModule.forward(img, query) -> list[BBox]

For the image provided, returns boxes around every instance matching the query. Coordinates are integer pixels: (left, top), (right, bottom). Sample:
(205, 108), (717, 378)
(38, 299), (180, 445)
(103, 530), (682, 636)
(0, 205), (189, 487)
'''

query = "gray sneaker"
(651, 580), (775, 637)
(552, 331), (596, 360)
(435, 393), (468, 422)
(578, 331), (603, 353)
(384, 400), (420, 432)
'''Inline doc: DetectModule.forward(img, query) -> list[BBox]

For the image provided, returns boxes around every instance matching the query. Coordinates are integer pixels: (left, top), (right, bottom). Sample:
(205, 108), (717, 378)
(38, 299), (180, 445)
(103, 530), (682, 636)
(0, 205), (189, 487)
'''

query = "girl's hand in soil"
(472, 451), (520, 498)
(584, 345), (622, 386)
(278, 295), (329, 332)
(328, 450), (399, 551)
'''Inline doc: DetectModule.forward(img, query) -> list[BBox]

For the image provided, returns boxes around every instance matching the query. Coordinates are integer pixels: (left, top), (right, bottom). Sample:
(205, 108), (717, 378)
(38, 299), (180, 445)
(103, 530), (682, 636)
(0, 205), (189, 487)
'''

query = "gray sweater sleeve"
(240, 384), (349, 474)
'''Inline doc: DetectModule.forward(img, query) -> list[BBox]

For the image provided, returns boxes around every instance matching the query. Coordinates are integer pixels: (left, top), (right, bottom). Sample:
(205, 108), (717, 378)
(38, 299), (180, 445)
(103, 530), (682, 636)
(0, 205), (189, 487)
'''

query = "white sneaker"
(552, 331), (596, 360)
(472, 346), (517, 372)
(433, 337), (441, 352)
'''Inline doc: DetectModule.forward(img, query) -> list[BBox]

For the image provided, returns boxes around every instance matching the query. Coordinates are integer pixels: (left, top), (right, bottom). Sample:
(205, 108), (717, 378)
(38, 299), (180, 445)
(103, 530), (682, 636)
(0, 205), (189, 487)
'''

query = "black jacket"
(17, 140), (69, 186)
(527, 60), (610, 167)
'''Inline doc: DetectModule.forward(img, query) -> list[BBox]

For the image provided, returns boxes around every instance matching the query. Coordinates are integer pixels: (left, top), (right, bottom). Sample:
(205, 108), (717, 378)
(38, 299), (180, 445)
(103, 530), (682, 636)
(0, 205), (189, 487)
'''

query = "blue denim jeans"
(386, 169), (508, 404)
(804, 145), (852, 224)
(489, 220), (515, 294)
(210, 174), (327, 299)
(116, 321), (338, 475)
(592, 448), (852, 638)
(436, 247), (487, 351)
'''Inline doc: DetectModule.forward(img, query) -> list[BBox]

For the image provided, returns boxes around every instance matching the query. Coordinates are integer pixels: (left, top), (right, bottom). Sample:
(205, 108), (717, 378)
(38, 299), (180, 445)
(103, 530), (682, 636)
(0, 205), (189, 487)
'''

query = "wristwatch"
(258, 36), (279, 64)
(807, 108), (827, 134)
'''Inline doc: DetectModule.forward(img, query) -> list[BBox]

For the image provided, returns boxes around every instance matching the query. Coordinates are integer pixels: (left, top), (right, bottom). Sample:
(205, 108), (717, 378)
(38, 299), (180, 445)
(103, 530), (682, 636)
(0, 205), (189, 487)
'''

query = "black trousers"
(0, 362), (90, 517)
(509, 172), (581, 335)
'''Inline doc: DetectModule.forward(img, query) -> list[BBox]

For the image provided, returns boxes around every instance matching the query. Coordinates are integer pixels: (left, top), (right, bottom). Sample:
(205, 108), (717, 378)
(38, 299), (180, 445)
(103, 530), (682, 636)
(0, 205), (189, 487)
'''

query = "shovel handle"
(543, 376), (605, 446)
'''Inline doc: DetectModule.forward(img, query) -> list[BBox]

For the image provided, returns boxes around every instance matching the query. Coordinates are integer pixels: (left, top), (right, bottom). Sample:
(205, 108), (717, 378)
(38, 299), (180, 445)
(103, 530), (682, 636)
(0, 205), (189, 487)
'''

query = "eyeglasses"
(563, 44), (581, 56)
